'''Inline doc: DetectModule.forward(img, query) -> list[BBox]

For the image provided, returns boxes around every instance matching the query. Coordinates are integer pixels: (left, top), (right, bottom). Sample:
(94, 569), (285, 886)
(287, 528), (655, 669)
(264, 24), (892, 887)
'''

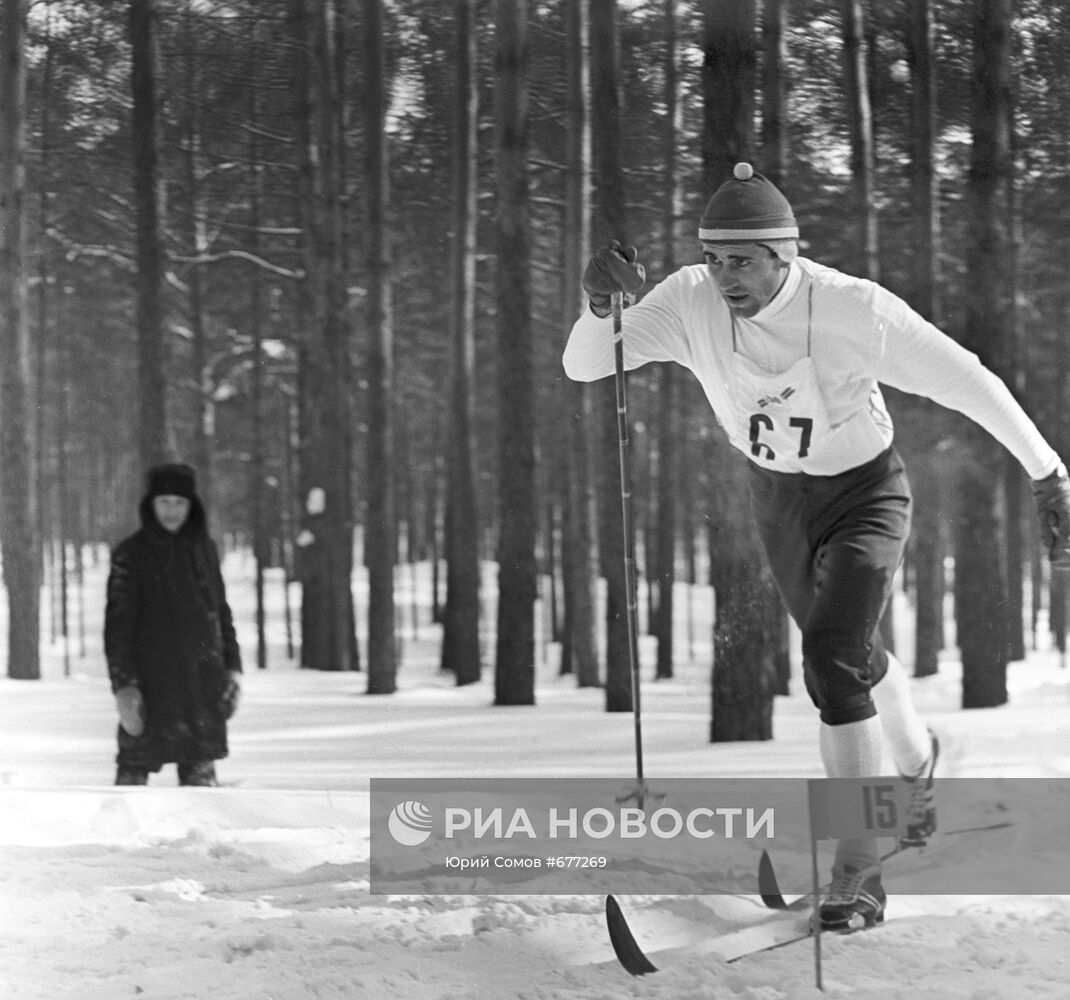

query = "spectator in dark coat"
(105, 463), (242, 786)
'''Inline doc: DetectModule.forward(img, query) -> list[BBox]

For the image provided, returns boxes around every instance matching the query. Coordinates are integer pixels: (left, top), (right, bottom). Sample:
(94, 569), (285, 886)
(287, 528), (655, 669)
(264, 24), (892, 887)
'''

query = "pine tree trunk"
(1004, 455), (1026, 662)
(903, 0), (945, 678)
(653, 0), (681, 681)
(591, 0), (633, 712)
(363, 0), (397, 692)
(560, 372), (600, 687)
(708, 450), (777, 741)
(0, 0), (40, 681)
(841, 0), (879, 280)
(702, 0), (777, 741)
(707, 444), (777, 742)
(703, 0), (756, 173)
(494, 0), (536, 706)
(248, 81), (268, 671)
(760, 0), (792, 696)
(957, 0), (1013, 707)
(905, 0), (941, 323)
(180, 6), (212, 498)
(292, 0), (358, 673)
(441, 0), (482, 686)
(760, 0), (788, 186)
(911, 451), (944, 677)
(129, 0), (167, 470)
(654, 364), (678, 680)
(1001, 108), (1026, 663)
(710, 568), (777, 741)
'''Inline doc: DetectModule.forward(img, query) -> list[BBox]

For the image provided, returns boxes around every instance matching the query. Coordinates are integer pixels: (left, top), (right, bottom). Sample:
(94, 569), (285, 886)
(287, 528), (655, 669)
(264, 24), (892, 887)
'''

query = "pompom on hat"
(699, 163), (799, 261)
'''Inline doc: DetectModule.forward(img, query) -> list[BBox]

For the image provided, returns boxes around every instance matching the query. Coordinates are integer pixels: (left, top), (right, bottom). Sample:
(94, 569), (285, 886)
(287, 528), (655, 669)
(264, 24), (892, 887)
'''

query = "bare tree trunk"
(958, 0), (1013, 708)
(760, 0), (792, 694)
(703, 0), (757, 173)
(841, 0), (879, 280)
(702, 0), (777, 742)
(911, 451), (944, 677)
(903, 0), (945, 677)
(560, 0), (600, 688)
(441, 0), (482, 686)
(654, 0), (682, 681)
(35, 5), (54, 654)
(129, 0), (167, 470)
(0, 0), (40, 680)
(760, 0), (788, 186)
(247, 32), (268, 672)
(709, 478), (777, 742)
(292, 0), (358, 673)
(363, 0), (397, 692)
(1053, 314), (1070, 658)
(494, 0), (537, 706)
(1002, 102), (1026, 663)
(905, 0), (940, 324)
(591, 0), (634, 713)
(181, 5), (212, 497)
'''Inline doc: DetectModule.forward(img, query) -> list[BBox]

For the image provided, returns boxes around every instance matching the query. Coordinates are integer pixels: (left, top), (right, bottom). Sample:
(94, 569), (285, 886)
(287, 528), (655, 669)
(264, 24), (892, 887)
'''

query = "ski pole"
(611, 289), (645, 791)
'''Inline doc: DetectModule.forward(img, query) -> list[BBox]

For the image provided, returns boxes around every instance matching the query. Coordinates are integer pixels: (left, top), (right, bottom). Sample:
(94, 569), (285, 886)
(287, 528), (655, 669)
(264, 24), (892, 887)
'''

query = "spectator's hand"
(1032, 465), (1070, 571)
(222, 671), (242, 720)
(582, 241), (645, 318)
(116, 685), (146, 737)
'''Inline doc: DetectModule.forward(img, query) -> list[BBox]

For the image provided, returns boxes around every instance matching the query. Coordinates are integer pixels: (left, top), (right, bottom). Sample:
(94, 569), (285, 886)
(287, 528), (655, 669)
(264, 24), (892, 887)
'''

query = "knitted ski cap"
(146, 462), (198, 500)
(698, 162), (799, 245)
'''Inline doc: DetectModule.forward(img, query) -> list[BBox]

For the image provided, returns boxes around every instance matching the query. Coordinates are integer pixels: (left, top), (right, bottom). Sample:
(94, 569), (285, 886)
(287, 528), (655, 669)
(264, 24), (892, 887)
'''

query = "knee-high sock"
(820, 716), (883, 871)
(871, 652), (932, 777)
(819, 716), (884, 778)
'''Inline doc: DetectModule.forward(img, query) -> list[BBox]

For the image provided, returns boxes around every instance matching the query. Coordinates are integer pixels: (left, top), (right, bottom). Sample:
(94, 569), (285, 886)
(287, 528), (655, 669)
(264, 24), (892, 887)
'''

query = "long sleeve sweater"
(563, 258), (1059, 479)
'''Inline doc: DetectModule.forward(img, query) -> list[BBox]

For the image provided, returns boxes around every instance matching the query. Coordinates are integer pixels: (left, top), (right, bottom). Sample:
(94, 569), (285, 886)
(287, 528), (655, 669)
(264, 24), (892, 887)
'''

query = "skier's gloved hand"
(222, 671), (242, 720)
(115, 685), (146, 737)
(1032, 464), (1070, 572)
(582, 241), (645, 318)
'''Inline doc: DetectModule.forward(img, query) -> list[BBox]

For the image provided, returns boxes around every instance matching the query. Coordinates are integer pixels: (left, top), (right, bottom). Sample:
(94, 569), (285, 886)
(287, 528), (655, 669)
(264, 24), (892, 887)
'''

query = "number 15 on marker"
(807, 779), (910, 840)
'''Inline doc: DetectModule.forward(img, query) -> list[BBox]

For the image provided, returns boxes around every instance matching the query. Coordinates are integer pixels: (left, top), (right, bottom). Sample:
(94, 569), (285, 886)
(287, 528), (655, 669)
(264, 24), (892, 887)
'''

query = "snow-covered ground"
(1, 549), (1069, 998)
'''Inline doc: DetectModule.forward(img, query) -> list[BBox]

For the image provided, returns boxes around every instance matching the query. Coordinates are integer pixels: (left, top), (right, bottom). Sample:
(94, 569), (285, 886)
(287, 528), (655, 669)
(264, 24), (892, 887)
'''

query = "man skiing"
(563, 163), (1070, 930)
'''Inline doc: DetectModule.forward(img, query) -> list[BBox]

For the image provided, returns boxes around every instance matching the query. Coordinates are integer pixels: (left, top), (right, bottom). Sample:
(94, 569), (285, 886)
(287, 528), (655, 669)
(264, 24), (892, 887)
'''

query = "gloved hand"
(116, 685), (146, 737)
(582, 241), (645, 318)
(1032, 465), (1070, 572)
(222, 671), (242, 720)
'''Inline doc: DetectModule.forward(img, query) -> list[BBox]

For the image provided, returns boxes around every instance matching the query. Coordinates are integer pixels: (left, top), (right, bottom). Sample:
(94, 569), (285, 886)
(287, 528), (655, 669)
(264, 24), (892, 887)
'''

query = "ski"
(606, 895), (814, 975)
(757, 849), (811, 912)
(757, 819), (1018, 911)
(605, 818), (1019, 976)
(605, 895), (659, 975)
(604, 894), (899, 976)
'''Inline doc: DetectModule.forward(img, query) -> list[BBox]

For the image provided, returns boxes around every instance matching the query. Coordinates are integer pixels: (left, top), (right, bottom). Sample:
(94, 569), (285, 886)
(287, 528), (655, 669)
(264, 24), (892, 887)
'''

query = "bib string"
(730, 275), (814, 357)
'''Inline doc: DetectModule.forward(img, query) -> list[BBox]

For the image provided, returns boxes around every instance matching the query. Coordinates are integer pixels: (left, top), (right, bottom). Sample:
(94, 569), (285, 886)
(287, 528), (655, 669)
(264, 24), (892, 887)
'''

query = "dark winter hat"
(146, 462), (198, 500)
(698, 163), (799, 259)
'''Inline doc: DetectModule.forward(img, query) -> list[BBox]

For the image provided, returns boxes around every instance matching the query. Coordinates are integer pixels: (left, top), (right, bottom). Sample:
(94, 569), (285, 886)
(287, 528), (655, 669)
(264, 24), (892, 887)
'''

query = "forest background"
(1, 0), (1068, 745)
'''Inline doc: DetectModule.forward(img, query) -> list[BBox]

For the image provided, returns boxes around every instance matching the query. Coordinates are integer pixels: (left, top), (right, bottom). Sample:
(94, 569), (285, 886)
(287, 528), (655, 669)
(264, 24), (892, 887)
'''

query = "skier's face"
(153, 495), (191, 533)
(703, 243), (788, 318)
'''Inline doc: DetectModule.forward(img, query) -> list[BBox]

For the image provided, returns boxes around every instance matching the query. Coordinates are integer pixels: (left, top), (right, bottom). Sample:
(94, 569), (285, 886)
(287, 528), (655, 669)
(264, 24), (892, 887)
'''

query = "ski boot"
(900, 730), (939, 847)
(816, 862), (886, 932)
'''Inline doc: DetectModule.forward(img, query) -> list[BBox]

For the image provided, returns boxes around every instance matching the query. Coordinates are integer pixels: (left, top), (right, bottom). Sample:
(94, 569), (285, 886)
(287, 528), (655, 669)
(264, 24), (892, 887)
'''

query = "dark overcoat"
(104, 495), (242, 771)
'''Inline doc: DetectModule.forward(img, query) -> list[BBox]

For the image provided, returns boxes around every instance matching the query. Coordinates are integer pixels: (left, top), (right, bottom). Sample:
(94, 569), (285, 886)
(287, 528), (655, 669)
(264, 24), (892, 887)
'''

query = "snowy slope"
(1, 551), (1069, 999)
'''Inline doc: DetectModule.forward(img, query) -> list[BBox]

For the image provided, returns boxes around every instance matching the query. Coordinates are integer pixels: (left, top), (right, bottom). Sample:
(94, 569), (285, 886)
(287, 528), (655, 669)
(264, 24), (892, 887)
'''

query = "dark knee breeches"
(747, 447), (912, 726)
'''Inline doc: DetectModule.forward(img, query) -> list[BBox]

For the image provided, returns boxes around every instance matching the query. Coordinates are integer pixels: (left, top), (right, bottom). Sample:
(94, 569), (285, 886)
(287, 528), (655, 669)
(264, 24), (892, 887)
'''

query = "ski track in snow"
(1, 552), (1069, 998)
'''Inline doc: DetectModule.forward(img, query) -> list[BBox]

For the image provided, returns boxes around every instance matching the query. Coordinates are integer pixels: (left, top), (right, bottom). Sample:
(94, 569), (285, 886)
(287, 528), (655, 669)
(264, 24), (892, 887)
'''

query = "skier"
(105, 463), (243, 786)
(563, 164), (1070, 930)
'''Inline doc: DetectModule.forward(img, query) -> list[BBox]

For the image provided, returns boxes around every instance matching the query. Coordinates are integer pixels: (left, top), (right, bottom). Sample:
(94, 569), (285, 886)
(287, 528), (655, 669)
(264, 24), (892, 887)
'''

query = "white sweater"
(563, 258), (1059, 479)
